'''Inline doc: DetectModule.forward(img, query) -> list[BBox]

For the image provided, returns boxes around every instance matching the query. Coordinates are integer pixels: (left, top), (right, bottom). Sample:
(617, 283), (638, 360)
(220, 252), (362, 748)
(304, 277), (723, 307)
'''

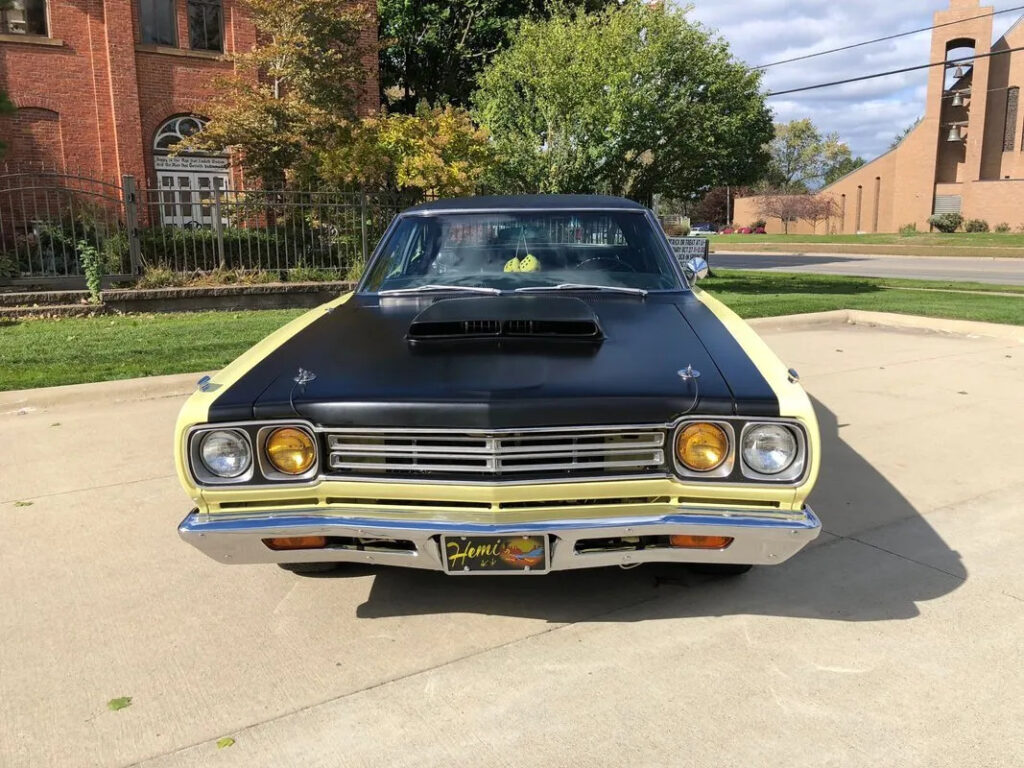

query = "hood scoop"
(408, 296), (604, 344)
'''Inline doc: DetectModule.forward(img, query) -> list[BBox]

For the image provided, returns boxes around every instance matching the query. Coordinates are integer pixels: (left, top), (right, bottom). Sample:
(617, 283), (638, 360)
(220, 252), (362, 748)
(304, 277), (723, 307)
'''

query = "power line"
(753, 4), (1024, 70)
(766, 45), (1024, 97)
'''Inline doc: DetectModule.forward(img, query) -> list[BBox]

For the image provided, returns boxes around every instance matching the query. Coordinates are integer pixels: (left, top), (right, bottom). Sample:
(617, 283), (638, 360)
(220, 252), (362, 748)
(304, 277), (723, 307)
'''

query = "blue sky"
(683, 1), (1020, 160)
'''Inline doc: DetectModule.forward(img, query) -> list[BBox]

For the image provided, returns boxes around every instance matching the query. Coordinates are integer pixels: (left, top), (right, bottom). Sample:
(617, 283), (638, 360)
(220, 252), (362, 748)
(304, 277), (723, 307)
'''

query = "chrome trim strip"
(319, 423), (674, 435)
(178, 506), (822, 570)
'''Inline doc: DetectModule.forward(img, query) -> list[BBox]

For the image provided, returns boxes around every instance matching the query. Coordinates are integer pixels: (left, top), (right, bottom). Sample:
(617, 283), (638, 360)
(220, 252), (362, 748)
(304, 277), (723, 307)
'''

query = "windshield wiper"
(515, 283), (648, 297)
(378, 284), (502, 296)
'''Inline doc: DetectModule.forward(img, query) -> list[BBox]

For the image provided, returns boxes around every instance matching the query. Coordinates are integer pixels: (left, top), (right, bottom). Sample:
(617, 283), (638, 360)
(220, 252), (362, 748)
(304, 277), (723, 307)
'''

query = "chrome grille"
(325, 427), (666, 478)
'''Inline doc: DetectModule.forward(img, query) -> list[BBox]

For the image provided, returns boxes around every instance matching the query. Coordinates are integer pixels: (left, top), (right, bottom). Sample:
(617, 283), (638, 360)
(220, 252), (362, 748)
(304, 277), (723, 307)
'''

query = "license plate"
(441, 534), (549, 574)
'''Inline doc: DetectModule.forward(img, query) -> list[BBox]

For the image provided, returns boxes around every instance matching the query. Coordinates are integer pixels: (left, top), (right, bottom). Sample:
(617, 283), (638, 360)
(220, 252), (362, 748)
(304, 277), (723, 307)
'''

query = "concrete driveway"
(1, 314), (1022, 768)
(712, 251), (1024, 285)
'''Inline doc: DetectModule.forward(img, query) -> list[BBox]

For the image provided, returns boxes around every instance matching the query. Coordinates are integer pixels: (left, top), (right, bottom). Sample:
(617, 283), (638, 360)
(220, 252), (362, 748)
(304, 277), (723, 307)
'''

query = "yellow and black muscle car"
(176, 196), (820, 576)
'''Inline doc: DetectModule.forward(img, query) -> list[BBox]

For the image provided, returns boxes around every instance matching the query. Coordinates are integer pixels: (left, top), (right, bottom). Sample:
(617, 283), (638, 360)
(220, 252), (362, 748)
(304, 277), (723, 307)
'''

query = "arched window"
(152, 116), (229, 228)
(154, 115), (209, 152)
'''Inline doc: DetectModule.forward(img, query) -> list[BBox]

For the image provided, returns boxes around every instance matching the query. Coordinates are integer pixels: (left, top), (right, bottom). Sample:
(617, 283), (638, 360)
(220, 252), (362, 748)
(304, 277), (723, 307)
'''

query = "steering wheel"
(574, 255), (637, 273)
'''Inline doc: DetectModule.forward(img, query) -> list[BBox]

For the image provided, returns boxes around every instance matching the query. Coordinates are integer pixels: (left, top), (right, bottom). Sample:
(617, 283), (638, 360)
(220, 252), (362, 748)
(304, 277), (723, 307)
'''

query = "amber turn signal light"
(669, 535), (734, 550)
(263, 536), (327, 551)
(265, 427), (317, 475)
(676, 423), (729, 472)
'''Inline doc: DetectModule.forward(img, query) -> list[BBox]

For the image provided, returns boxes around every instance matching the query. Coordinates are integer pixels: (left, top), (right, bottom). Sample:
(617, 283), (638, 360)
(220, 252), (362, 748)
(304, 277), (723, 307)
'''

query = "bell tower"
(927, 0), (995, 187)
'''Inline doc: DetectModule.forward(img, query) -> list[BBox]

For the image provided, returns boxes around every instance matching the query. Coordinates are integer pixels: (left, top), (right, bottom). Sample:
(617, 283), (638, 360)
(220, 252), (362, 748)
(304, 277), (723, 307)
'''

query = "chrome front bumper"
(179, 506), (821, 573)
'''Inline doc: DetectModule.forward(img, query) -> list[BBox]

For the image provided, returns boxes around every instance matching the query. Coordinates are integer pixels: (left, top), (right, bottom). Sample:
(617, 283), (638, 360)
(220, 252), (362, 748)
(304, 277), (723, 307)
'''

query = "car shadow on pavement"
(347, 397), (965, 624)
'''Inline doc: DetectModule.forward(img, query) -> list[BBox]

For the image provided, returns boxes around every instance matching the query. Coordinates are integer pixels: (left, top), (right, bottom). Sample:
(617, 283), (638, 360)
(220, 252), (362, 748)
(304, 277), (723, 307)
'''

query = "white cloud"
(680, 0), (1020, 158)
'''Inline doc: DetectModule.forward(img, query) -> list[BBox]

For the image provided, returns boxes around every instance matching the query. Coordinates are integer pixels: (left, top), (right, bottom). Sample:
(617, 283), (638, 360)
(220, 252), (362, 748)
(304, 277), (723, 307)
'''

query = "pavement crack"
(843, 536), (966, 582)
(0, 474), (176, 505)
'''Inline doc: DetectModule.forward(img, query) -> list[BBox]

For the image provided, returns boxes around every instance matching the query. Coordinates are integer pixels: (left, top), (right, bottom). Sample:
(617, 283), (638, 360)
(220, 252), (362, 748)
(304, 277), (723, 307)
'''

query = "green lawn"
(0, 310), (305, 391)
(1, 272), (1022, 391)
(703, 270), (1024, 325)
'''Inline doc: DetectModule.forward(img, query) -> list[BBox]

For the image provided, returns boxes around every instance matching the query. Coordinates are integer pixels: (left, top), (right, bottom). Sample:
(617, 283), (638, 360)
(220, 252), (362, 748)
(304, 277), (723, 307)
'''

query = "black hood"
(208, 293), (779, 428)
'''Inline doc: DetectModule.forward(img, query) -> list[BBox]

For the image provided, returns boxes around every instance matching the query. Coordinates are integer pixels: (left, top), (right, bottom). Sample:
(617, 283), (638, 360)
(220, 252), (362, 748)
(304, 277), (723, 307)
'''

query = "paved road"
(712, 251), (1024, 285)
(2, 319), (1023, 767)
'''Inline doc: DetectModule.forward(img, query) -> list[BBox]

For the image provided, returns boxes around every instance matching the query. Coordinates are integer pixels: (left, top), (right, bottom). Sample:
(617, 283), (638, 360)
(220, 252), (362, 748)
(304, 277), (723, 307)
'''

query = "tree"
(824, 155), (865, 186)
(179, 0), (372, 186)
(378, 0), (610, 113)
(890, 118), (922, 150)
(473, 2), (772, 201)
(757, 192), (838, 234)
(316, 103), (494, 196)
(801, 195), (839, 232)
(0, 90), (14, 159)
(765, 119), (858, 192)
(691, 186), (750, 226)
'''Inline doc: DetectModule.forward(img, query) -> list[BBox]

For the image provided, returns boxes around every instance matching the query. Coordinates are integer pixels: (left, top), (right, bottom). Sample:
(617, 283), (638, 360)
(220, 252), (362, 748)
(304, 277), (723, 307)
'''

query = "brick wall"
(0, 0), (379, 189)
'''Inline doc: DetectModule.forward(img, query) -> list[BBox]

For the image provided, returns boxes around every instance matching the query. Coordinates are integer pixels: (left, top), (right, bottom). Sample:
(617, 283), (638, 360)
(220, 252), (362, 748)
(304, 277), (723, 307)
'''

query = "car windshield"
(360, 210), (682, 294)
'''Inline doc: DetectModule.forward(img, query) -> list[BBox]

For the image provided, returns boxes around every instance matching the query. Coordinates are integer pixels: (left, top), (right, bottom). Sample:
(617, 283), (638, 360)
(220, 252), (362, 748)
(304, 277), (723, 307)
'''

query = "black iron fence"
(0, 168), (132, 280)
(0, 169), (424, 284)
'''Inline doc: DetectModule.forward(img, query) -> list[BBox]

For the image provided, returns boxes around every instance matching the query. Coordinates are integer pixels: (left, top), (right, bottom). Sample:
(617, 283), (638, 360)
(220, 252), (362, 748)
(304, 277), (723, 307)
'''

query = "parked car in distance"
(690, 222), (719, 234)
(175, 195), (821, 577)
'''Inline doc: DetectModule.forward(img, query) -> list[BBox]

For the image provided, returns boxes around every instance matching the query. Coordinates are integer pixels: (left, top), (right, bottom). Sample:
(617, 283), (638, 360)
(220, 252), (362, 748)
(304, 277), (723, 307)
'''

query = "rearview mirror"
(684, 257), (709, 284)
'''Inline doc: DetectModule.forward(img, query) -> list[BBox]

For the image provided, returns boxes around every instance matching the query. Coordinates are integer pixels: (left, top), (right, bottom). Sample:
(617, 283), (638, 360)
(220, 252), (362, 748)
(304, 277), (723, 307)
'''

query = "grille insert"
(325, 428), (666, 479)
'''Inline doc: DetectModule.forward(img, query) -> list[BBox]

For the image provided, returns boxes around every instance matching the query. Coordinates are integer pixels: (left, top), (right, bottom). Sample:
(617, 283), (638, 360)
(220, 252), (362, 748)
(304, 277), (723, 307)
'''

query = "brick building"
(735, 0), (1024, 234)
(0, 0), (378, 207)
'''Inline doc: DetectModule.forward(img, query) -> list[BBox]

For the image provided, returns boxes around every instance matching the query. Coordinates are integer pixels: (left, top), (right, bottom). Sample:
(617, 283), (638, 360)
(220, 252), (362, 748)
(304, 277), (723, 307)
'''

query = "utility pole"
(726, 184), (731, 226)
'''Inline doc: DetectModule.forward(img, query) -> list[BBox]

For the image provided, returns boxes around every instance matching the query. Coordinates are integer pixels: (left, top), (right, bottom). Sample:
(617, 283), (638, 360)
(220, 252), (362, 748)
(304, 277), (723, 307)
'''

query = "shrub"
(899, 223), (918, 236)
(138, 225), (361, 273)
(288, 266), (345, 283)
(995, 222), (1011, 233)
(136, 267), (186, 289)
(928, 213), (963, 233)
(750, 219), (767, 229)
(188, 269), (279, 287)
(0, 250), (17, 280)
(964, 218), (989, 233)
(739, 227), (752, 234)
(77, 240), (103, 304)
(662, 222), (691, 237)
(101, 232), (130, 274)
(754, 227), (766, 235)
(721, 227), (735, 235)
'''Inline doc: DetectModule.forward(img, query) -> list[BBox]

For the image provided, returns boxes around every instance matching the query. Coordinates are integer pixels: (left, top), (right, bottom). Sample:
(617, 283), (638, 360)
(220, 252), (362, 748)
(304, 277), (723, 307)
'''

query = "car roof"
(403, 195), (649, 214)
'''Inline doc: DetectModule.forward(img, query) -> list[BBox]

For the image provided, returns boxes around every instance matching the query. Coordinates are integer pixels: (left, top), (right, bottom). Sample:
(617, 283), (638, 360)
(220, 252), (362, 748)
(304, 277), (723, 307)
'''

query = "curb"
(0, 371), (211, 413)
(710, 248), (1024, 262)
(749, 310), (1024, 341)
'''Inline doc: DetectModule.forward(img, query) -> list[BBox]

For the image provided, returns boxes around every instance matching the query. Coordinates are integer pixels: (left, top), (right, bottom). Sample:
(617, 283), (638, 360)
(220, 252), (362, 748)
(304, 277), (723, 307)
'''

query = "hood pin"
(677, 365), (701, 383)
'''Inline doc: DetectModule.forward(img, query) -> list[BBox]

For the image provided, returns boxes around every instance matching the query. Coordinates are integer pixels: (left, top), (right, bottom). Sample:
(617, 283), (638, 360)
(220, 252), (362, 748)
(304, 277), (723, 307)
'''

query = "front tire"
(688, 563), (753, 577)
(278, 562), (342, 575)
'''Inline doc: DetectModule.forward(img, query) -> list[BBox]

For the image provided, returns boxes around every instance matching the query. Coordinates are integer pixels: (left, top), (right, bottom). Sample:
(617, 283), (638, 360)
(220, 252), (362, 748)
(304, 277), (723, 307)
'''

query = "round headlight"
(742, 424), (797, 475)
(676, 423), (729, 472)
(199, 430), (252, 478)
(265, 427), (317, 475)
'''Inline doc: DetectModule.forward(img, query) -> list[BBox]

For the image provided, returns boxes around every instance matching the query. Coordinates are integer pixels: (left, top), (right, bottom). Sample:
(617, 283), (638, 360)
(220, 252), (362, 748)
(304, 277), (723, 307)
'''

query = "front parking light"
(265, 427), (317, 475)
(669, 535), (733, 550)
(676, 422), (729, 472)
